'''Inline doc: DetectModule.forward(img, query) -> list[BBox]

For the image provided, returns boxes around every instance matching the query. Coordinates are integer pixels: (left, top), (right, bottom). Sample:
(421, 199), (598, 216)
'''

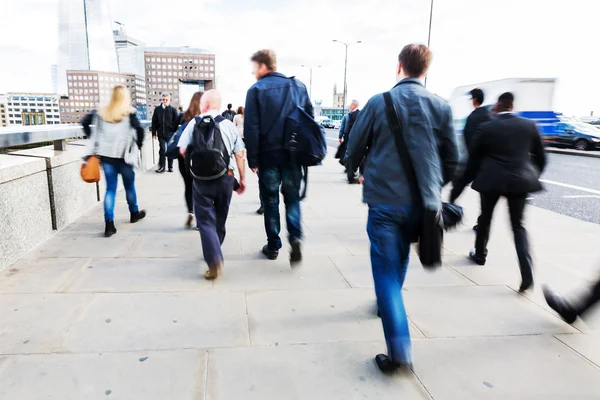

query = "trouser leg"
(281, 162), (303, 242)
(507, 194), (533, 283)
(120, 162), (139, 214)
(215, 175), (234, 245)
(259, 167), (283, 250)
(475, 193), (500, 257)
(193, 181), (222, 267)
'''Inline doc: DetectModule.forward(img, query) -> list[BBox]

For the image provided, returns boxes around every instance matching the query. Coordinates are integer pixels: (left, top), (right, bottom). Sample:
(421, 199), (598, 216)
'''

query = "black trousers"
(178, 154), (193, 213)
(475, 193), (533, 282)
(158, 137), (173, 169)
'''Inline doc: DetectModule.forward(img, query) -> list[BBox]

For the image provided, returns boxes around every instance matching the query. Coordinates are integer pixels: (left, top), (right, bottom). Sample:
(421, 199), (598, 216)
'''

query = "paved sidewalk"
(1, 154), (600, 399)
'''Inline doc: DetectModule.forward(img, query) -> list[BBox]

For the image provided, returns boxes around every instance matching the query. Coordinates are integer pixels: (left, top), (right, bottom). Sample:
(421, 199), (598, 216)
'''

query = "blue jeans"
(259, 163), (302, 250)
(102, 159), (139, 222)
(367, 204), (419, 365)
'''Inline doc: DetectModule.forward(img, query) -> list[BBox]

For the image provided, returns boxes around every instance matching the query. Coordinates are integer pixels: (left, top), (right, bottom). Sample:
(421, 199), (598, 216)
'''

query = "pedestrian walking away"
(244, 49), (315, 264)
(178, 90), (246, 280)
(176, 91), (204, 228)
(346, 44), (459, 372)
(222, 103), (237, 122)
(82, 85), (147, 237)
(452, 92), (547, 292)
(450, 88), (492, 231)
(152, 93), (179, 173)
(233, 106), (244, 140)
(335, 100), (360, 172)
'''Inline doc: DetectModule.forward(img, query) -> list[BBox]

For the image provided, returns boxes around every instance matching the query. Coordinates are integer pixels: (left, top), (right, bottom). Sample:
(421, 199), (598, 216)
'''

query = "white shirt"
(178, 110), (245, 171)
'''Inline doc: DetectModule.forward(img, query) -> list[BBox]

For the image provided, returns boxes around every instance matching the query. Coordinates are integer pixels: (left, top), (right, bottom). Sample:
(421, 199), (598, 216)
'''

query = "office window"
(146, 57), (150, 62)
(162, 58), (166, 62)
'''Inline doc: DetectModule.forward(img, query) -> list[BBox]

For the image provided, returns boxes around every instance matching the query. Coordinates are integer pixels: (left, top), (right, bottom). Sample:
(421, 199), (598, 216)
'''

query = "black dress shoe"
(290, 239), (302, 264)
(543, 286), (577, 324)
(375, 354), (400, 373)
(473, 224), (478, 231)
(262, 245), (279, 260)
(468, 250), (486, 266)
(104, 221), (117, 237)
(168, 168), (174, 173)
(130, 210), (146, 223)
(256, 206), (265, 215)
(518, 279), (534, 293)
(156, 167), (165, 173)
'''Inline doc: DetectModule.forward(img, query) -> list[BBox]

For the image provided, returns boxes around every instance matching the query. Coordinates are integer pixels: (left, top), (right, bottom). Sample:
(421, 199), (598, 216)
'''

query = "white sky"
(1, 0), (599, 116)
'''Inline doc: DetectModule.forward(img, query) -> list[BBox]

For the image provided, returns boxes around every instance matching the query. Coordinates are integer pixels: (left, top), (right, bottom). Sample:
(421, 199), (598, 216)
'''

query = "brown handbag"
(81, 155), (101, 183)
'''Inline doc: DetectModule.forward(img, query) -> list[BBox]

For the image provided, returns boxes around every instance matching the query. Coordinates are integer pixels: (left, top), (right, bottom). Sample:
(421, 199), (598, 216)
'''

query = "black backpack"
(189, 115), (230, 181)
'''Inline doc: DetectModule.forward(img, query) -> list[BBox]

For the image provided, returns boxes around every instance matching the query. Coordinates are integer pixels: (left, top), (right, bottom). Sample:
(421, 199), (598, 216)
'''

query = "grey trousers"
(193, 175), (234, 267)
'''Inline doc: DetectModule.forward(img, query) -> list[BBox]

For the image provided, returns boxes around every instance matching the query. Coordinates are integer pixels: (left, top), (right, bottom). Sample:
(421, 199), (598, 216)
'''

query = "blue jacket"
(244, 72), (314, 169)
(346, 78), (459, 209)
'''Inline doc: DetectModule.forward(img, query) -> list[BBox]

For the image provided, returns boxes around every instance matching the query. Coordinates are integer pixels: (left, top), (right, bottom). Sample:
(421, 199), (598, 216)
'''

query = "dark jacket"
(463, 107), (491, 149)
(465, 113), (547, 194)
(222, 109), (236, 122)
(244, 72), (314, 169)
(346, 78), (459, 209)
(343, 109), (360, 140)
(151, 105), (179, 139)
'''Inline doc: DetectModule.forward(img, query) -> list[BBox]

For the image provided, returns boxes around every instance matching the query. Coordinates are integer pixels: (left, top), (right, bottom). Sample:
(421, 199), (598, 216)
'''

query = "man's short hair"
(251, 50), (277, 71)
(227, 103), (232, 109)
(398, 44), (432, 78)
(162, 93), (170, 99)
(469, 88), (484, 105)
(497, 92), (514, 111)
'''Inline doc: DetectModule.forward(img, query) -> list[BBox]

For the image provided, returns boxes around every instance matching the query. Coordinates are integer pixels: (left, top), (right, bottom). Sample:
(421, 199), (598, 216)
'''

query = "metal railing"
(0, 121), (151, 150)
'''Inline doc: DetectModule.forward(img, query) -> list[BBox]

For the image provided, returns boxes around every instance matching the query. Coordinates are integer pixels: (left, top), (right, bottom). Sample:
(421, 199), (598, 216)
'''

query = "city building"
(0, 95), (7, 127)
(333, 83), (344, 108)
(2, 93), (61, 126)
(57, 0), (119, 95)
(113, 23), (144, 49)
(320, 107), (345, 121)
(59, 70), (146, 123)
(142, 47), (216, 117)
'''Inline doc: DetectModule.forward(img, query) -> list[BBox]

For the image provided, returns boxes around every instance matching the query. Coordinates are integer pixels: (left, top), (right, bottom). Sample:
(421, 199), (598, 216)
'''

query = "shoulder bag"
(382, 91), (443, 269)
(81, 113), (101, 183)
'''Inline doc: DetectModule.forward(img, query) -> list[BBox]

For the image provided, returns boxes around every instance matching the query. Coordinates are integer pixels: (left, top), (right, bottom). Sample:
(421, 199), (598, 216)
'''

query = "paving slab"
(331, 255), (474, 288)
(403, 285), (577, 338)
(0, 350), (205, 400)
(412, 335), (600, 400)
(63, 258), (211, 293)
(57, 292), (249, 353)
(0, 258), (89, 294)
(124, 232), (242, 259)
(0, 294), (92, 354)
(555, 333), (600, 367)
(246, 288), (424, 346)
(26, 233), (139, 259)
(207, 342), (431, 400)
(213, 257), (349, 291)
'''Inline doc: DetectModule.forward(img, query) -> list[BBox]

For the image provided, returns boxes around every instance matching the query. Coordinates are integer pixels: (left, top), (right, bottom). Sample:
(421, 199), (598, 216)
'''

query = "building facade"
(113, 24), (144, 49)
(57, 0), (119, 94)
(333, 83), (344, 108)
(143, 47), (216, 117)
(59, 70), (146, 123)
(320, 107), (345, 121)
(2, 93), (61, 126)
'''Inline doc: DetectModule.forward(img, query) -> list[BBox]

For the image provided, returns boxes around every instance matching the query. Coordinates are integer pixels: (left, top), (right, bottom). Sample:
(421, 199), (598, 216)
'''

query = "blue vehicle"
(450, 78), (600, 151)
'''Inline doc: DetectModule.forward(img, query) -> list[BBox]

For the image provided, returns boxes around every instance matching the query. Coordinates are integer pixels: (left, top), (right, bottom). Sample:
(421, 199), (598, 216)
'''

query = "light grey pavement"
(2, 150), (600, 399)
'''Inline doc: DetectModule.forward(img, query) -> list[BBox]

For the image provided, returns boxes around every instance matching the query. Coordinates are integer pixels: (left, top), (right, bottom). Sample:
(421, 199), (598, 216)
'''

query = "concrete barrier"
(0, 155), (54, 269)
(12, 145), (99, 230)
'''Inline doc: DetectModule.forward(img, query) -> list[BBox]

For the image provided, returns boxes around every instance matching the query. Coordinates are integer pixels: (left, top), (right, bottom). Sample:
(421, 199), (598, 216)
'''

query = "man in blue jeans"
(244, 49), (314, 264)
(346, 44), (459, 372)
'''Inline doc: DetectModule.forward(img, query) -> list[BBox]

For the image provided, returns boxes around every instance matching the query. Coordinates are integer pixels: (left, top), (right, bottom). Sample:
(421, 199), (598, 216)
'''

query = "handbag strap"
(382, 91), (422, 206)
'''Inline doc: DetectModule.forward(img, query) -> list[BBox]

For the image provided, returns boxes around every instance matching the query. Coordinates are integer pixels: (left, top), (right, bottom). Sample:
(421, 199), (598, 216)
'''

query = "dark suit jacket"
(465, 113), (547, 195)
(463, 107), (491, 149)
(151, 105), (179, 139)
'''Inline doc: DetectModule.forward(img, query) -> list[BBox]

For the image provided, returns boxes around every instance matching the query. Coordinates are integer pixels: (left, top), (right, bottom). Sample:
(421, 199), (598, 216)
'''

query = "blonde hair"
(99, 85), (134, 123)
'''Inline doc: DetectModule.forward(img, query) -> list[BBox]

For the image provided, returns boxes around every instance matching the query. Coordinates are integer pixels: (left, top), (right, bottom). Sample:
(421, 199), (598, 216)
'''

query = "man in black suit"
(151, 93), (179, 173)
(453, 92), (547, 292)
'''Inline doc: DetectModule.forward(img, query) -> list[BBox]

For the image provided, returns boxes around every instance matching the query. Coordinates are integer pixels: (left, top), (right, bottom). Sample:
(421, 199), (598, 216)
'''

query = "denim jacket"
(345, 78), (459, 209)
(243, 72), (314, 169)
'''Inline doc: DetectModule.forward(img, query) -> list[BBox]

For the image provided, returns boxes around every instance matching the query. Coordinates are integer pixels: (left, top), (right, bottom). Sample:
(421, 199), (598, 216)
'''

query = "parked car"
(332, 120), (342, 129)
(319, 118), (335, 129)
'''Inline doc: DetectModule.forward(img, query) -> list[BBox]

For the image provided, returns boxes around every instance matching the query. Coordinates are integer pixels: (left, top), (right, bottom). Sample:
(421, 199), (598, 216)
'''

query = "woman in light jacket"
(233, 106), (244, 140)
(83, 85), (146, 237)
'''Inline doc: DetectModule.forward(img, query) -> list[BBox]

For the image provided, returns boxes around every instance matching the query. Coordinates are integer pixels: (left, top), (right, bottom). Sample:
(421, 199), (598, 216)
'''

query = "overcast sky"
(1, 0), (599, 116)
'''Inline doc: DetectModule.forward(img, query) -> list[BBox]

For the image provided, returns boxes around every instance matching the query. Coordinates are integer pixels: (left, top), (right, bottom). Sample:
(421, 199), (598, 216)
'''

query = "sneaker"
(104, 221), (117, 238)
(262, 244), (279, 260)
(290, 239), (302, 264)
(130, 210), (147, 223)
(185, 213), (194, 229)
(256, 206), (265, 215)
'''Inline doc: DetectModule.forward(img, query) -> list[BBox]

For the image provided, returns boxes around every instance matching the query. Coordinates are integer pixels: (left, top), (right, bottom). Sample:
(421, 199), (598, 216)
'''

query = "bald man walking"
(178, 90), (247, 280)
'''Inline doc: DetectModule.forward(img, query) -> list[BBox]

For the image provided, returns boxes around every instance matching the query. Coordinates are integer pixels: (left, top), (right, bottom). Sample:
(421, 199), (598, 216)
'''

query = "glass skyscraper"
(57, 0), (118, 94)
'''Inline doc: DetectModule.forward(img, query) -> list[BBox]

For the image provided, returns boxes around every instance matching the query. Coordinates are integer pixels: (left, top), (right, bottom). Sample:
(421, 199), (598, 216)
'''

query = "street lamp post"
(425, 0), (434, 87)
(333, 40), (361, 114)
(300, 65), (321, 99)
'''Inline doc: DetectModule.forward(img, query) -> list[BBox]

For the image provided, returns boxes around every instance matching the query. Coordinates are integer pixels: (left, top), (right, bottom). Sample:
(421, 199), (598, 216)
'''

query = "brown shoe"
(204, 262), (223, 281)
(185, 213), (194, 229)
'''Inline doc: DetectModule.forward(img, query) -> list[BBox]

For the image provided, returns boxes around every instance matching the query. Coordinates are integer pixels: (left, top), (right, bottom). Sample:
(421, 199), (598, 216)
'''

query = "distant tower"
(57, 0), (119, 94)
(333, 83), (344, 108)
